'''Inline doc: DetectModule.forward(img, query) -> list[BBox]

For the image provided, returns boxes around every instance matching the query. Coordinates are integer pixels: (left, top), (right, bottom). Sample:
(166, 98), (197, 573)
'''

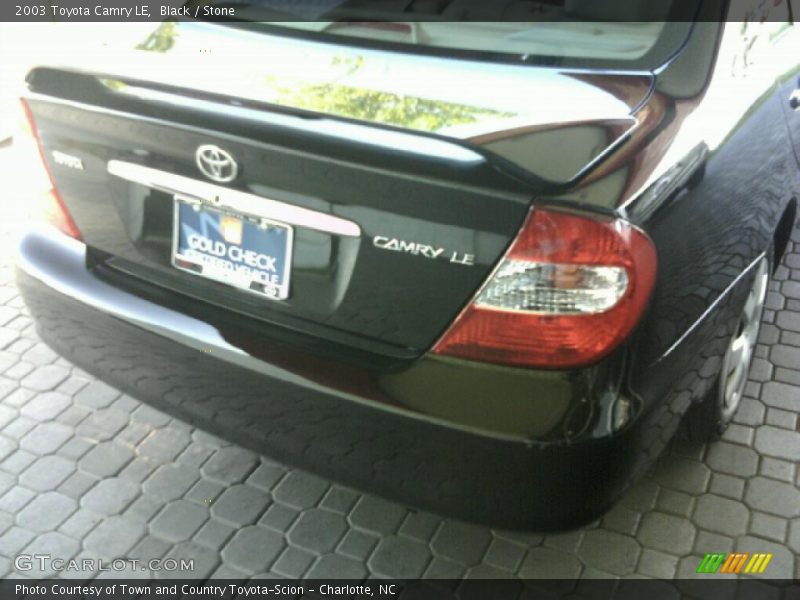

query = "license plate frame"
(171, 195), (293, 301)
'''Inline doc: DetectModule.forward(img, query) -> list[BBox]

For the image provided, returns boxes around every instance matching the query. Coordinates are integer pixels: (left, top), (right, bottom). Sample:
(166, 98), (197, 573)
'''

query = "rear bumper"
(16, 229), (643, 530)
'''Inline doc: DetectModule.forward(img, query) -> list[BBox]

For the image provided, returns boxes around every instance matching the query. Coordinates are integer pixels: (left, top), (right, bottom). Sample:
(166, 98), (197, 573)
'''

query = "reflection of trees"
(136, 22), (177, 53)
(273, 54), (512, 130)
(274, 81), (507, 131)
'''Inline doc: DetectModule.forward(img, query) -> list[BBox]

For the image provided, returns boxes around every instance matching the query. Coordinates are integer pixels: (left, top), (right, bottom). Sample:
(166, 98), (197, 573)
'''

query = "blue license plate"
(172, 197), (293, 300)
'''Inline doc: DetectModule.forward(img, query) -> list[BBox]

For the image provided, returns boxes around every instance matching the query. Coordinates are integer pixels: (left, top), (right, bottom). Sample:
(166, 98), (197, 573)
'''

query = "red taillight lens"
(19, 98), (82, 240)
(432, 208), (657, 369)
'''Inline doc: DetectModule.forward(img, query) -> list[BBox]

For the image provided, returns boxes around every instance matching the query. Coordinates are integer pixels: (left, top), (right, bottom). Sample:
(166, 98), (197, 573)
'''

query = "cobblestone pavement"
(1, 140), (800, 583)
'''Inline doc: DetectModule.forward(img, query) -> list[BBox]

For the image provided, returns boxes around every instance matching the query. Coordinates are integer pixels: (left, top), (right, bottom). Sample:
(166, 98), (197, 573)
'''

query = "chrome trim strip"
(658, 252), (766, 361)
(107, 160), (361, 238)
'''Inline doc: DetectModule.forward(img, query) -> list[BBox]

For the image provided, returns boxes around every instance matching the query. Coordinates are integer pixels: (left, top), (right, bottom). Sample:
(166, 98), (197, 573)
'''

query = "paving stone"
(73, 380), (120, 409)
(732, 398), (766, 426)
(637, 548), (679, 579)
(137, 428), (191, 462)
(306, 553), (368, 579)
(759, 456), (796, 482)
(721, 423), (754, 446)
(368, 536), (432, 578)
(259, 502), (300, 532)
(3, 361), (32, 380)
(57, 471), (97, 500)
(320, 486), (359, 514)
(0, 404), (15, 429)
(754, 426), (800, 461)
(76, 408), (129, 442)
(161, 542), (220, 579)
(0, 526), (36, 558)
(578, 529), (641, 576)
(142, 464), (199, 500)
(744, 476), (800, 518)
(787, 519), (800, 553)
(124, 494), (166, 522)
(1, 387), (35, 409)
(652, 457), (710, 495)
(119, 458), (158, 483)
(482, 537), (526, 572)
(244, 461), (286, 492)
(705, 442), (759, 477)
(337, 529), (379, 561)
(222, 526), (284, 573)
(18, 391), (71, 421)
(424, 555), (466, 579)
(637, 512), (696, 555)
(271, 547), (315, 578)
(186, 479), (225, 506)
(78, 441), (134, 478)
(58, 509), (103, 539)
(201, 446), (259, 484)
(0, 487), (35, 513)
(58, 437), (93, 461)
(692, 494), (750, 537)
(348, 495), (407, 535)
(766, 407), (798, 430)
(431, 521), (492, 566)
(287, 508), (347, 554)
(150, 500), (209, 542)
(656, 489), (694, 518)
(210, 484), (270, 526)
(57, 405), (90, 428)
(518, 547), (582, 579)
(272, 471), (329, 510)
(20, 344), (58, 367)
(19, 533), (80, 577)
(55, 376), (90, 396)
(128, 535), (171, 564)
(770, 344), (800, 369)
(16, 492), (77, 532)
(18, 455), (74, 491)
(775, 369), (800, 388)
(84, 516), (146, 557)
(709, 473), (746, 500)
(761, 381), (800, 411)
(543, 530), (584, 554)
(18, 422), (73, 455)
(131, 404), (170, 427)
(399, 511), (442, 543)
(193, 519), (235, 551)
(80, 477), (140, 515)
(19, 365), (69, 391)
(749, 512), (787, 543)
(2, 416), (36, 439)
(115, 422), (152, 447)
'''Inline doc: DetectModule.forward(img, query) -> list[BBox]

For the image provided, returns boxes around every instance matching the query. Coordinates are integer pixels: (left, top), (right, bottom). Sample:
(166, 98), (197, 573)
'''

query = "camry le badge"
(373, 235), (475, 266)
(195, 144), (238, 183)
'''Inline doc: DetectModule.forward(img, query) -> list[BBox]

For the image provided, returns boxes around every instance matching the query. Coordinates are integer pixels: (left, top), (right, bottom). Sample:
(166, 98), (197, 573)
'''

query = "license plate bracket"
(171, 195), (293, 301)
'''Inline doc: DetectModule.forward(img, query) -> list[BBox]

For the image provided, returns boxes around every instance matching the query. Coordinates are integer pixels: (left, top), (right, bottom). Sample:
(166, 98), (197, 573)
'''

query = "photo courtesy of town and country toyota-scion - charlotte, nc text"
(14, 584), (399, 598)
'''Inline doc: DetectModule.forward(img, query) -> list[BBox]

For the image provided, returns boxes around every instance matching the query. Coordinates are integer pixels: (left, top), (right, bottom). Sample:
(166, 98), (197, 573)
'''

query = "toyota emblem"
(195, 144), (238, 183)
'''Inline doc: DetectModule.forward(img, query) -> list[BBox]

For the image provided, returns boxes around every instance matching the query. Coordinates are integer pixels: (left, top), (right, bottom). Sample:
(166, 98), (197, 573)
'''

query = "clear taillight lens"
(432, 208), (657, 369)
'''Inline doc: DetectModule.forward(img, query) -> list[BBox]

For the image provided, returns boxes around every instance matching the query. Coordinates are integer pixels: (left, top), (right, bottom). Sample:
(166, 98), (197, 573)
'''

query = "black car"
(14, 2), (800, 530)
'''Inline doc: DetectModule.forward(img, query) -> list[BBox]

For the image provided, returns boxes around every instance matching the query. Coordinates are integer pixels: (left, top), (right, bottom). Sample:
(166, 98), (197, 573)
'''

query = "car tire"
(682, 247), (772, 442)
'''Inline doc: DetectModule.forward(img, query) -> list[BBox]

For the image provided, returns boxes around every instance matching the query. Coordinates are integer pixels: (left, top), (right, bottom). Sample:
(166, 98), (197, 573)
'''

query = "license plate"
(171, 196), (293, 300)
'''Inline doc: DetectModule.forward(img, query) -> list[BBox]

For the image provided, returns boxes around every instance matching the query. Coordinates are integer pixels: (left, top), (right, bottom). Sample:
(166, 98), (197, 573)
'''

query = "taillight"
(432, 208), (657, 369)
(19, 98), (82, 240)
